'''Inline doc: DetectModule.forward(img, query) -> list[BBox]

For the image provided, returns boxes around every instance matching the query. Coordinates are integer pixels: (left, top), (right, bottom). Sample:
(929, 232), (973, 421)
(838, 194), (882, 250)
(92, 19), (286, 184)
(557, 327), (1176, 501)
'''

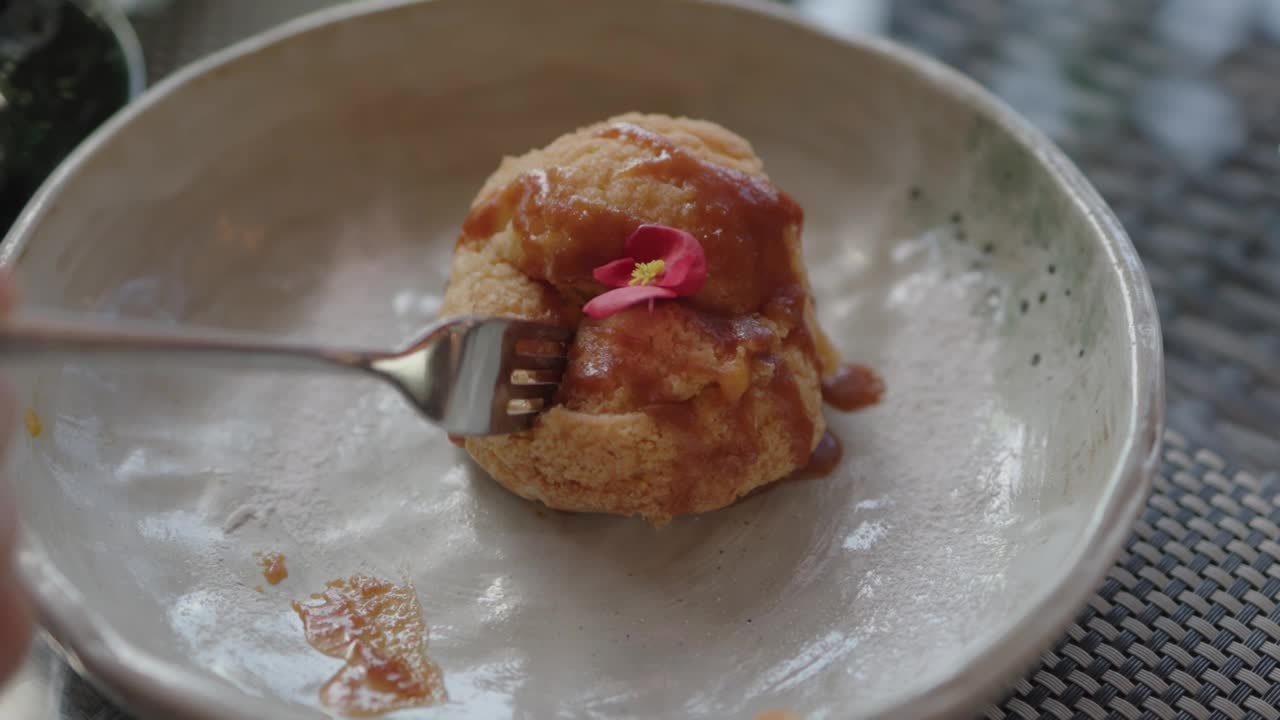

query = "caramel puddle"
(821, 363), (885, 412)
(293, 575), (445, 716)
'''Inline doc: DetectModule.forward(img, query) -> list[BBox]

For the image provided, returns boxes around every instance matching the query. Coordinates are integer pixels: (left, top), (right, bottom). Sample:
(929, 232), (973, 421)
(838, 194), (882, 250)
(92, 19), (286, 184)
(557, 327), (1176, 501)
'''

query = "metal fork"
(0, 311), (572, 436)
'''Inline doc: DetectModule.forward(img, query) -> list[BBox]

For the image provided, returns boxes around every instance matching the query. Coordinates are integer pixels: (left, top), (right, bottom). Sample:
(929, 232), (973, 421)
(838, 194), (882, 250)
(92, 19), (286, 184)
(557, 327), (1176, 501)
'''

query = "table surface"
(3, 1), (1279, 718)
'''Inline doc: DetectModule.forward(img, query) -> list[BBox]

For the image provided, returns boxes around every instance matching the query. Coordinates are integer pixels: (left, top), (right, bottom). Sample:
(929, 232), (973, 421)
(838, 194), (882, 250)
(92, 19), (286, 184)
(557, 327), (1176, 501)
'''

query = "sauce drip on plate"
(293, 575), (446, 716)
(24, 408), (42, 438)
(821, 363), (885, 412)
(257, 552), (288, 586)
(744, 431), (843, 500)
(793, 431), (843, 481)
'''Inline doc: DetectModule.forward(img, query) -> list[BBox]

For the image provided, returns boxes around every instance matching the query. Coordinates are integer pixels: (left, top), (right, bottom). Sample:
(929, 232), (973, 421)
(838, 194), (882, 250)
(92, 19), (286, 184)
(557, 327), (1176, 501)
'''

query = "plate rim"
(1, 0), (1165, 718)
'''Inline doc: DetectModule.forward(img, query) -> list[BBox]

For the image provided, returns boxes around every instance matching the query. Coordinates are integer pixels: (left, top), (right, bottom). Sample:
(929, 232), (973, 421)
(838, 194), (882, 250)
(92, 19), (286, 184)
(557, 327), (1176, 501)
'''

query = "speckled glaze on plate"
(1, 1), (1163, 718)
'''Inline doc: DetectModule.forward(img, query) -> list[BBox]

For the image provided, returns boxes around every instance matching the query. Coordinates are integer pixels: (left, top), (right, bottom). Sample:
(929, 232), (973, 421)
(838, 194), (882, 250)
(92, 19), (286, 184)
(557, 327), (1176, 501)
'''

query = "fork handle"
(0, 309), (388, 376)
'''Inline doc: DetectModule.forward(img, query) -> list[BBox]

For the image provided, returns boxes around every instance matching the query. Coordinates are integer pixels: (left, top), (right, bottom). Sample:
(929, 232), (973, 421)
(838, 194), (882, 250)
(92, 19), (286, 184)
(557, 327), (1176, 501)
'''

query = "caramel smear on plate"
(754, 712), (803, 720)
(257, 552), (288, 585)
(23, 408), (42, 438)
(820, 363), (885, 412)
(293, 575), (446, 716)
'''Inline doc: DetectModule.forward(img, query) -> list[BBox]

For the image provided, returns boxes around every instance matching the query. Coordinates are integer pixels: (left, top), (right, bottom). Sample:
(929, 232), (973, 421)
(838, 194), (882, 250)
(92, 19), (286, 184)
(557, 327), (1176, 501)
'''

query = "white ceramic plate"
(3, 1), (1163, 718)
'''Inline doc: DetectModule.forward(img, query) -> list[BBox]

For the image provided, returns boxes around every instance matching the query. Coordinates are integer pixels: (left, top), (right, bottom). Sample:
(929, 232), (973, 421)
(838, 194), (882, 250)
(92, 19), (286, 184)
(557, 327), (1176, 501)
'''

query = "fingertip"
(0, 380), (15, 448)
(0, 465), (28, 683)
(0, 381), (15, 575)
(0, 270), (26, 685)
(0, 269), (16, 315)
(0, 576), (32, 684)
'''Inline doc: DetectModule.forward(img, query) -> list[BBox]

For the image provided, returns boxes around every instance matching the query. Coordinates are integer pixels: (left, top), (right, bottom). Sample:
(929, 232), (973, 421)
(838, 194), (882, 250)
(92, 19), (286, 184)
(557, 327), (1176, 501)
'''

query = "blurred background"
(1, 1), (1277, 718)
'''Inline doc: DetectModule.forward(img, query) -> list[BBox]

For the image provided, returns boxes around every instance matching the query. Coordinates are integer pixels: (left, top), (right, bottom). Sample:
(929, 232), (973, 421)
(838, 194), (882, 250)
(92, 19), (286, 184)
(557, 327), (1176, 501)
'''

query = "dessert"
(442, 113), (877, 524)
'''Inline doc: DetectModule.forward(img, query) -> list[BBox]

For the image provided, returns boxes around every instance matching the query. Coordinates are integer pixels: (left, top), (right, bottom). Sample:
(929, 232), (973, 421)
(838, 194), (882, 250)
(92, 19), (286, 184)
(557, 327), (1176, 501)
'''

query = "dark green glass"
(0, 0), (142, 231)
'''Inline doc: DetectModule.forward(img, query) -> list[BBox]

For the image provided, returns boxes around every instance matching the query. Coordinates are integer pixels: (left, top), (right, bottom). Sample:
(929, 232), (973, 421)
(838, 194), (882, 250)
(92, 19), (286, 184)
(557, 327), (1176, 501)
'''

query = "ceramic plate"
(2, 1), (1163, 718)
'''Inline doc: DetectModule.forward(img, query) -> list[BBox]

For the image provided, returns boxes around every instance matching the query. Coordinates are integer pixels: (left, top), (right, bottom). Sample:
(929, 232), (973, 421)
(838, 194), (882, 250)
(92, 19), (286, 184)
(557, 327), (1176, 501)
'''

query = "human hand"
(0, 270), (31, 683)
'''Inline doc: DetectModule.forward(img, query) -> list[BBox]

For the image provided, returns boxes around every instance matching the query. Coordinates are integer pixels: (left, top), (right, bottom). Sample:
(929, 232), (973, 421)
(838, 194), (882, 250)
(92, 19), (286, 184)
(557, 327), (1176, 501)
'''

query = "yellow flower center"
(628, 259), (665, 286)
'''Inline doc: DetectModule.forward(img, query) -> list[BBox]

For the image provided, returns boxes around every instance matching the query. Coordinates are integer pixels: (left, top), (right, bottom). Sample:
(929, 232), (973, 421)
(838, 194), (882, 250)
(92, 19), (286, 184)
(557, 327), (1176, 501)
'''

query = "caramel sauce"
(647, 357), (818, 515)
(561, 302), (777, 409)
(795, 431), (843, 480)
(461, 167), (642, 290)
(446, 434), (466, 449)
(293, 575), (445, 717)
(821, 364), (885, 412)
(459, 122), (805, 316)
(257, 552), (288, 586)
(24, 408), (41, 438)
(595, 123), (804, 316)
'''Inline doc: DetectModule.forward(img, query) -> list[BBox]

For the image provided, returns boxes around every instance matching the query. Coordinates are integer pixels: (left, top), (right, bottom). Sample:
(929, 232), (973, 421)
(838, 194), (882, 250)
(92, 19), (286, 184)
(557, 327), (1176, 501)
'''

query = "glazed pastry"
(441, 113), (841, 525)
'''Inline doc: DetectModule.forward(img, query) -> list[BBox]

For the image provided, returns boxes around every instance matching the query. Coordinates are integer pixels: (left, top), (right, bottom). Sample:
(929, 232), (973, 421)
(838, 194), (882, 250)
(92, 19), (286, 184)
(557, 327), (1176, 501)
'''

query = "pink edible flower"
(581, 225), (707, 319)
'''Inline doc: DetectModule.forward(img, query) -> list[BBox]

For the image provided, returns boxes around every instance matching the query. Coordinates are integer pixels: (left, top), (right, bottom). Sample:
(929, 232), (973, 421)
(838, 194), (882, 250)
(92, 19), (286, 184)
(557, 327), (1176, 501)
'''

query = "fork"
(0, 311), (572, 436)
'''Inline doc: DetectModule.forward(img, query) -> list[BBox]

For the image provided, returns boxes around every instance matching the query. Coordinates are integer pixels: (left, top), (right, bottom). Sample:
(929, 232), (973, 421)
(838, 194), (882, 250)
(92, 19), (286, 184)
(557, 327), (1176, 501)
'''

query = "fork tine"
(514, 353), (568, 371)
(430, 316), (572, 435)
(510, 368), (560, 385)
(495, 411), (538, 433)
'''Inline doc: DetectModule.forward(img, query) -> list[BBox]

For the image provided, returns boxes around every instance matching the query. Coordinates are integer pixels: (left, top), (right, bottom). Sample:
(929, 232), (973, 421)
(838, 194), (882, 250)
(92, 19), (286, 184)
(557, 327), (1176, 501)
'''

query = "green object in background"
(0, 0), (144, 232)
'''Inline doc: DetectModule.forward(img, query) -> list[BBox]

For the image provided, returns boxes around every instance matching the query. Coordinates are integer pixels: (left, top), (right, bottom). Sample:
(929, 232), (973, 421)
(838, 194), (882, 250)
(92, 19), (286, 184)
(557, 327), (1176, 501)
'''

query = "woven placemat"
(42, 1), (1280, 719)
(988, 430), (1280, 720)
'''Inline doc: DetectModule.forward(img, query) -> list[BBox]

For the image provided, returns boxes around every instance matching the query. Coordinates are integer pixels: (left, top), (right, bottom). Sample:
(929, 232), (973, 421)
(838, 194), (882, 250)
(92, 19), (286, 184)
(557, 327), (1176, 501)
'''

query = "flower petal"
(592, 257), (639, 288)
(582, 285), (678, 319)
(625, 225), (706, 295)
